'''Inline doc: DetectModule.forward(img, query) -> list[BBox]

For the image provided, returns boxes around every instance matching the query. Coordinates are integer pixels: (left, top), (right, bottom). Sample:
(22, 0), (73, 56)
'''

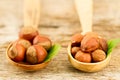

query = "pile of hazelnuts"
(71, 32), (108, 63)
(8, 27), (52, 64)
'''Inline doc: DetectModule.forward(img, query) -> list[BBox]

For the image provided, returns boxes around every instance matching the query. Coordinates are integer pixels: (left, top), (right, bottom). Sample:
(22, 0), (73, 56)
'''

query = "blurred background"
(0, 0), (120, 41)
(0, 0), (120, 43)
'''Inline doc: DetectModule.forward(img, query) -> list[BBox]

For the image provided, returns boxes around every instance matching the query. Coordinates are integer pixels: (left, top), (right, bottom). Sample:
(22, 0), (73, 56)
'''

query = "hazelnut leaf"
(44, 44), (61, 62)
(107, 38), (120, 56)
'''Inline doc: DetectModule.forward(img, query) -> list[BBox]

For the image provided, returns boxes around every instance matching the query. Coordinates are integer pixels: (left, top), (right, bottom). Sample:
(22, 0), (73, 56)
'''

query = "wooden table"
(0, 0), (120, 80)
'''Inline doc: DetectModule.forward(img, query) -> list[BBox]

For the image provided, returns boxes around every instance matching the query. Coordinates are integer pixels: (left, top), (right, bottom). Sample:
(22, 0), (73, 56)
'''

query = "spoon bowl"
(6, 43), (50, 71)
(67, 43), (111, 72)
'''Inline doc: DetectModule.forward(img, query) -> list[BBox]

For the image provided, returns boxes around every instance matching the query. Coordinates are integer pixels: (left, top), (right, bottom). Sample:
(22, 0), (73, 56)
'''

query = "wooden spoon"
(19, 0), (40, 41)
(67, 0), (111, 72)
(75, 0), (93, 34)
(68, 43), (111, 72)
(6, 0), (50, 71)
(6, 43), (50, 71)
(23, 0), (40, 28)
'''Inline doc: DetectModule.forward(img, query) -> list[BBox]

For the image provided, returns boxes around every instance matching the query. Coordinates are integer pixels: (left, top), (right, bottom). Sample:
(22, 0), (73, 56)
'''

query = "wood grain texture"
(0, 0), (120, 80)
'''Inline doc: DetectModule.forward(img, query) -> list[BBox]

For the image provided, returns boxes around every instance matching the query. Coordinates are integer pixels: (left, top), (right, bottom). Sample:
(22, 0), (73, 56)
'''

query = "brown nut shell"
(33, 35), (52, 51)
(91, 49), (106, 62)
(81, 35), (99, 52)
(71, 47), (80, 57)
(15, 39), (31, 49)
(75, 50), (91, 63)
(8, 43), (26, 62)
(26, 45), (47, 64)
(34, 45), (47, 63)
(99, 38), (108, 53)
(19, 27), (39, 41)
(71, 33), (83, 43)
(84, 32), (98, 37)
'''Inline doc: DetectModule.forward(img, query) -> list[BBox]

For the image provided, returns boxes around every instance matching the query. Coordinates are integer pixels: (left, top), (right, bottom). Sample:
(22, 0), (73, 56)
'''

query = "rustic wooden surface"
(0, 0), (120, 80)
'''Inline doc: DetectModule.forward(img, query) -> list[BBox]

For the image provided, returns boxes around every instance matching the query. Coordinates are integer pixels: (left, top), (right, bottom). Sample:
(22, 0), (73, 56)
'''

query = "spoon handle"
(24, 0), (40, 29)
(74, 0), (93, 33)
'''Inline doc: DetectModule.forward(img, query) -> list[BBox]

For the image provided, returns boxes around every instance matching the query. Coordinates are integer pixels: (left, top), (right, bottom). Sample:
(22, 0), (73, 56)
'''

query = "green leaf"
(107, 38), (120, 56)
(44, 44), (61, 62)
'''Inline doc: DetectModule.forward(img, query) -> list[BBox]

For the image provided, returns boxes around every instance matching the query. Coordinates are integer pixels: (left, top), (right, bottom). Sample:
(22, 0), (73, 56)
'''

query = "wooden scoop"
(6, 0), (50, 71)
(75, 0), (93, 34)
(68, 43), (111, 72)
(19, 0), (40, 41)
(23, 0), (40, 28)
(6, 43), (50, 71)
(67, 0), (111, 72)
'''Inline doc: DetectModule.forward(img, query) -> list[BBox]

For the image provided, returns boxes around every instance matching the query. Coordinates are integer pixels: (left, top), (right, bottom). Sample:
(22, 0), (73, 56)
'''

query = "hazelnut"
(33, 35), (52, 51)
(71, 33), (83, 43)
(15, 39), (31, 49)
(75, 50), (91, 63)
(81, 35), (99, 52)
(26, 45), (47, 64)
(71, 47), (80, 57)
(19, 27), (39, 41)
(91, 49), (106, 62)
(99, 38), (108, 53)
(84, 32), (98, 37)
(8, 43), (25, 62)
